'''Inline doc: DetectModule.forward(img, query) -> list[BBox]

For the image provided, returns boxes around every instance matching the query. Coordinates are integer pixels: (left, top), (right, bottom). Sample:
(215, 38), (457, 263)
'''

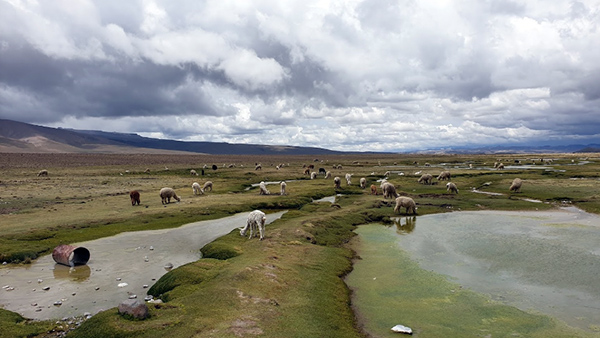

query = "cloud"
(1, 0), (599, 152)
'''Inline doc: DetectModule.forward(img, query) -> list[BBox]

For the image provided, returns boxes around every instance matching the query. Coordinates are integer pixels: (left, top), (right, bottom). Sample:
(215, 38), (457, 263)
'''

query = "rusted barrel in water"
(52, 245), (90, 266)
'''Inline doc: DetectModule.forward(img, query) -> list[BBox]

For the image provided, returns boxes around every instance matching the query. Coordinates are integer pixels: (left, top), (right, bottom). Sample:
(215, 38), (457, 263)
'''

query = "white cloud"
(1, 0), (600, 152)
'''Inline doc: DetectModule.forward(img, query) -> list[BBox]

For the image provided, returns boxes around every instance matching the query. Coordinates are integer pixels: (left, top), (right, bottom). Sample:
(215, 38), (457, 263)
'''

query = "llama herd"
(113, 161), (522, 241)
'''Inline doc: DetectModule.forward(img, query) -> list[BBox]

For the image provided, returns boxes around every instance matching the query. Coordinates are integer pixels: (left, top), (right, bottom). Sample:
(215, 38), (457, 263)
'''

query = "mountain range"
(0, 119), (349, 155)
(1, 118), (599, 154)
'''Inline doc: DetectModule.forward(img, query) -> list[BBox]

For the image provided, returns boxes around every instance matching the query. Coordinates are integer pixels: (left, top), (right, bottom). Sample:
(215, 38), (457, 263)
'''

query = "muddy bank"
(0, 211), (286, 320)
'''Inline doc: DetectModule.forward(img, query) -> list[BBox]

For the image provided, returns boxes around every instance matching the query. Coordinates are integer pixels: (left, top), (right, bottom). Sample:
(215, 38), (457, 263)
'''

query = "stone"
(391, 324), (412, 334)
(118, 299), (149, 319)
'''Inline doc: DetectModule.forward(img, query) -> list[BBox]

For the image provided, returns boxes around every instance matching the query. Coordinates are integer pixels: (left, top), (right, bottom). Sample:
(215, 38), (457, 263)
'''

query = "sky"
(1, 0), (599, 152)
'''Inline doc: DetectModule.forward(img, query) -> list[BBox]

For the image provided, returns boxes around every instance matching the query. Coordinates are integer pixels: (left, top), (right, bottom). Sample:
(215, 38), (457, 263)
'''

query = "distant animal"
(334, 177), (341, 189)
(304, 168), (311, 175)
(37, 169), (48, 177)
(446, 182), (459, 194)
(259, 181), (270, 195)
(437, 171), (451, 181)
(240, 210), (267, 240)
(129, 190), (141, 206)
(345, 173), (352, 185)
(212, 164), (218, 170)
(360, 177), (366, 189)
(394, 196), (417, 215)
(190, 169), (198, 176)
(160, 187), (180, 204)
(319, 168), (326, 175)
(370, 184), (378, 195)
(192, 182), (204, 195)
(382, 182), (399, 199)
(311, 172), (317, 179)
(280, 181), (287, 195)
(203, 181), (213, 192)
(325, 171), (332, 179)
(509, 178), (523, 192)
(418, 174), (433, 185)
(255, 164), (262, 171)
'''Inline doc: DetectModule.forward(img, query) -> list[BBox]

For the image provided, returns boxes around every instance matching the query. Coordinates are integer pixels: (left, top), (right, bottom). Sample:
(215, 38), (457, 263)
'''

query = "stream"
(0, 210), (287, 320)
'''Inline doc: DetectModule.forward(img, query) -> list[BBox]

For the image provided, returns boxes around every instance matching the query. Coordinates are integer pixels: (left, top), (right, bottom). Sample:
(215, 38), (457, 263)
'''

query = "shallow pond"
(0, 211), (286, 320)
(346, 207), (600, 335)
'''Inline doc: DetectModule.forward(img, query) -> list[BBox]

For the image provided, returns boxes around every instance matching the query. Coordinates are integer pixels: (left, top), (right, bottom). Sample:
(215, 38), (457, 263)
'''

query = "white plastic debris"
(391, 324), (412, 334)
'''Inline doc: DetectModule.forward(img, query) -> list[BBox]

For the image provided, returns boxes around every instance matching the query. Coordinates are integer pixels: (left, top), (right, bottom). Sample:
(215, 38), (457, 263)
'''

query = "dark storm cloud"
(1, 0), (599, 151)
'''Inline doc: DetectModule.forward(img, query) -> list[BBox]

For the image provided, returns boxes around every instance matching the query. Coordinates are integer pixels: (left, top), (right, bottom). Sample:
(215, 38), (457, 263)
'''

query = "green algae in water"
(346, 216), (598, 337)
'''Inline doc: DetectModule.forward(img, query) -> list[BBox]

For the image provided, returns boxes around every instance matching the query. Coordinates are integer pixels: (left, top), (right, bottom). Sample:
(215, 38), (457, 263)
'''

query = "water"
(347, 207), (600, 333)
(0, 211), (286, 320)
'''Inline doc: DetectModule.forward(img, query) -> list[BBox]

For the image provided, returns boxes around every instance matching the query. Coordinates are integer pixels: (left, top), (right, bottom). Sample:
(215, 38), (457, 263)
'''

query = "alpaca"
(446, 182), (459, 194)
(240, 210), (267, 240)
(192, 182), (204, 195)
(160, 187), (180, 204)
(345, 173), (352, 185)
(203, 181), (213, 192)
(259, 181), (271, 195)
(418, 174), (433, 185)
(437, 171), (451, 181)
(280, 181), (287, 195)
(129, 190), (141, 206)
(359, 177), (366, 189)
(394, 196), (417, 215)
(370, 184), (378, 195)
(509, 178), (523, 192)
(37, 169), (48, 177)
(382, 182), (399, 199)
(333, 177), (341, 189)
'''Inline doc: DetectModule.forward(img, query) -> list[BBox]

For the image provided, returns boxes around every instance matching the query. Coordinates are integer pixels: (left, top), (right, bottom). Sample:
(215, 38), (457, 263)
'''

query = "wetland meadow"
(1, 152), (600, 337)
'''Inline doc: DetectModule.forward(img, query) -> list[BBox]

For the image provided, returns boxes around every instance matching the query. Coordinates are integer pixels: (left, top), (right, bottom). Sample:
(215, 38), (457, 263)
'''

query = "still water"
(347, 207), (600, 334)
(0, 211), (286, 320)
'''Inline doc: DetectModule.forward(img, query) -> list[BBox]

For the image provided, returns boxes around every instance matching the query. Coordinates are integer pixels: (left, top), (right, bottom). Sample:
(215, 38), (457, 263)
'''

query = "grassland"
(1, 152), (600, 337)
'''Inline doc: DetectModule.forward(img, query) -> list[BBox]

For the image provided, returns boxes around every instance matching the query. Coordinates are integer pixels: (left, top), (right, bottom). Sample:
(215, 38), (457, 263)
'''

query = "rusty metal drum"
(52, 244), (90, 266)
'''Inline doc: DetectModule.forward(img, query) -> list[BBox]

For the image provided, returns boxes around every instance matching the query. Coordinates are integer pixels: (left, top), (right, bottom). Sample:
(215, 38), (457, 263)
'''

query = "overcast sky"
(1, 0), (599, 152)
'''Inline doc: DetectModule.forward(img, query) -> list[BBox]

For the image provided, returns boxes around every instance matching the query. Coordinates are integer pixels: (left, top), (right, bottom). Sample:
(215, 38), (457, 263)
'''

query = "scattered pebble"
(95, 287), (100, 291)
(37, 279), (43, 283)
(391, 324), (412, 334)
(53, 301), (62, 306)
(42, 286), (50, 291)
(149, 246), (154, 250)
(128, 294), (137, 299)
(142, 284), (149, 288)
(117, 282), (128, 288)
(116, 277), (122, 281)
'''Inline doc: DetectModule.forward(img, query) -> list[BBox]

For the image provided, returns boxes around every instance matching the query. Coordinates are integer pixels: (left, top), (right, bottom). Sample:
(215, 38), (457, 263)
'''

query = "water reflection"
(52, 264), (91, 281)
(391, 216), (416, 234)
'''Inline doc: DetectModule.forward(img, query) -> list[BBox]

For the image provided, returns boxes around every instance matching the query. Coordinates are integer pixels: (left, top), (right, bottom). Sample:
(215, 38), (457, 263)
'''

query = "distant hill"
(0, 119), (347, 155)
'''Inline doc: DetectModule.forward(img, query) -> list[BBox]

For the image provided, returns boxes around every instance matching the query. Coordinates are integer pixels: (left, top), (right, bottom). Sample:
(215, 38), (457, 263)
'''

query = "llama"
(240, 210), (267, 240)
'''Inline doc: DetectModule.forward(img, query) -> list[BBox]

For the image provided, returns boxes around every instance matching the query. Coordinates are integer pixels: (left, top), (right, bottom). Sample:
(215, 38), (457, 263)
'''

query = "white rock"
(117, 282), (128, 288)
(391, 324), (412, 334)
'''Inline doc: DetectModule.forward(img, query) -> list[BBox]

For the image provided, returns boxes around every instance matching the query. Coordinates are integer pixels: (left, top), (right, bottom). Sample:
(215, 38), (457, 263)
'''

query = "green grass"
(2, 153), (600, 337)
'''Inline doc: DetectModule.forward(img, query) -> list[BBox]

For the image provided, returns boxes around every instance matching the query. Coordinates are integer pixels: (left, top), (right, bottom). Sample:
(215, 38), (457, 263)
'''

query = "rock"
(164, 263), (173, 270)
(118, 299), (149, 319)
(391, 324), (412, 334)
(117, 282), (128, 288)
(42, 286), (50, 291)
